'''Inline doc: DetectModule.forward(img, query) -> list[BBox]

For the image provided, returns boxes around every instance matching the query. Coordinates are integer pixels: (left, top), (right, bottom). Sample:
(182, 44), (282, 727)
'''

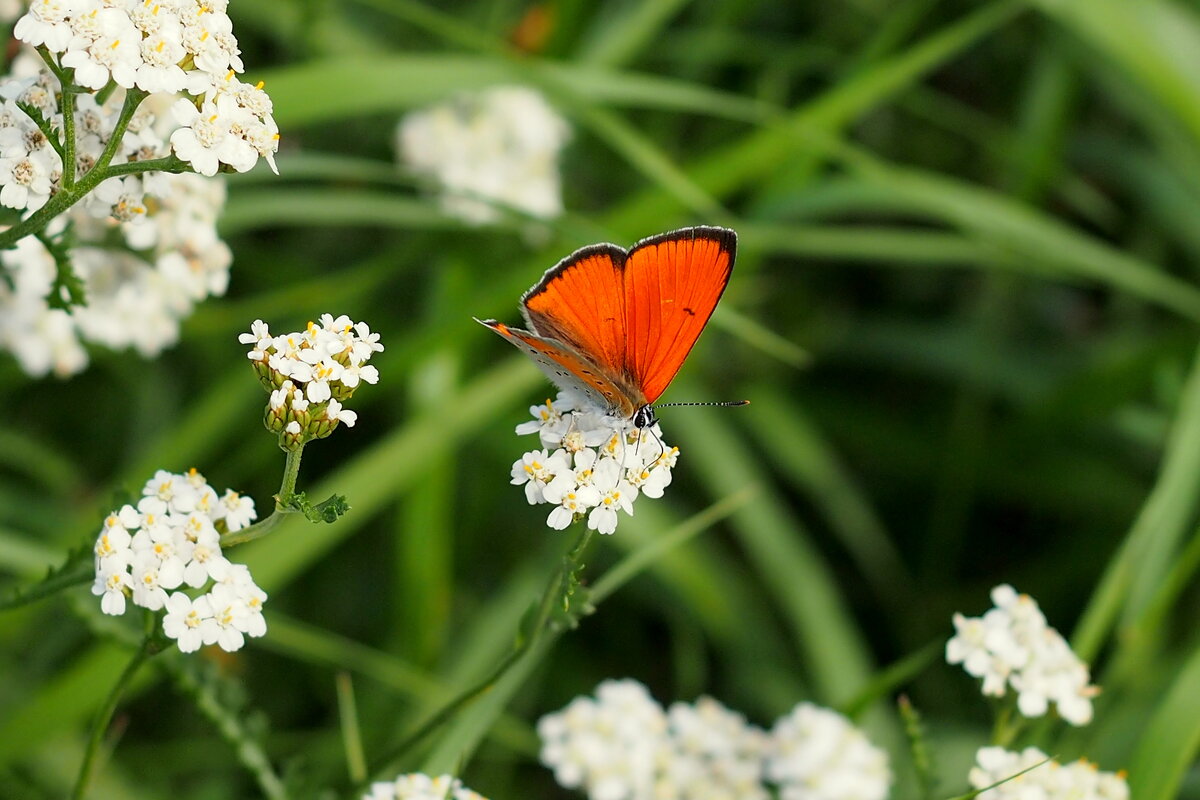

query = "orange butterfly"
(477, 226), (738, 429)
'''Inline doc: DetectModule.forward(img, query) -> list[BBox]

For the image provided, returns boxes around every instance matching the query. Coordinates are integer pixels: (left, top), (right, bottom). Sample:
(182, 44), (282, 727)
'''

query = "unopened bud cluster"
(240, 314), (382, 449)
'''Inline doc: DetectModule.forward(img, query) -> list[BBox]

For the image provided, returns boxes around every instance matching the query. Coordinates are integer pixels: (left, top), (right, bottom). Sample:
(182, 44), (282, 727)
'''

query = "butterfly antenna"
(653, 400), (750, 410)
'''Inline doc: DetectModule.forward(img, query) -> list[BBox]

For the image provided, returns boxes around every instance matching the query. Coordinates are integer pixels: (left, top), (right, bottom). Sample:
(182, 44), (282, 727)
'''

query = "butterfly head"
(631, 404), (657, 430)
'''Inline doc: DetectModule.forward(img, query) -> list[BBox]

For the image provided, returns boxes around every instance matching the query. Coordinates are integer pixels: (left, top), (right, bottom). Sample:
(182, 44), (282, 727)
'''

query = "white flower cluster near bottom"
(969, 746), (1129, 800)
(511, 393), (678, 535)
(946, 585), (1098, 725)
(537, 679), (891, 800)
(364, 773), (489, 800)
(91, 468), (266, 654)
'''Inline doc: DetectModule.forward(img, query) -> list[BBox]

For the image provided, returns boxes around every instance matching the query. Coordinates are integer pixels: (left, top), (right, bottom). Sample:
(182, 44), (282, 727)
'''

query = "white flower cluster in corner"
(364, 773), (489, 800)
(242, 314), (383, 448)
(538, 679), (891, 800)
(1, 148), (230, 376)
(13, 0), (278, 176)
(946, 584), (1098, 726)
(969, 747), (1129, 800)
(398, 85), (569, 225)
(91, 468), (266, 654)
(511, 393), (677, 535)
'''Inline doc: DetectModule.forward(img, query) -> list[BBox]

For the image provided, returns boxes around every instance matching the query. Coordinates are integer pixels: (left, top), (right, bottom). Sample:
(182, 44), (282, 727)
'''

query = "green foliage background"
(2, 0), (1200, 797)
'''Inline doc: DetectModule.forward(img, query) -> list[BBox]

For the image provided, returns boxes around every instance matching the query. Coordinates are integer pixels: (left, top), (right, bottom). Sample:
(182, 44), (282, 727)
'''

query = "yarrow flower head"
(12, 0), (279, 175)
(946, 584), (1098, 726)
(364, 773), (489, 800)
(968, 746), (1129, 800)
(538, 679), (890, 800)
(0, 0), (279, 377)
(512, 392), (678, 535)
(91, 468), (267, 655)
(398, 85), (569, 226)
(241, 315), (383, 449)
(767, 703), (891, 800)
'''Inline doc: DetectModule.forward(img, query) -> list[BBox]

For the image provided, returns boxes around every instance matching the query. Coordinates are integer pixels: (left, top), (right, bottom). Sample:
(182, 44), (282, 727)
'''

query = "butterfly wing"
(490, 226), (736, 416)
(519, 243), (632, 382)
(621, 226), (736, 404)
(475, 319), (642, 418)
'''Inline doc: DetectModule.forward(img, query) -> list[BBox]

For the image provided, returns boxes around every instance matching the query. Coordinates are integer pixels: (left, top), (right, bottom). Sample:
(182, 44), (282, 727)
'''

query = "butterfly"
(477, 226), (738, 429)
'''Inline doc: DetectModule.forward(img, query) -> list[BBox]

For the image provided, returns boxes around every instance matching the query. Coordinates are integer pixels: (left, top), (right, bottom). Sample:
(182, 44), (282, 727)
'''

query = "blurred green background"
(2, 0), (1200, 797)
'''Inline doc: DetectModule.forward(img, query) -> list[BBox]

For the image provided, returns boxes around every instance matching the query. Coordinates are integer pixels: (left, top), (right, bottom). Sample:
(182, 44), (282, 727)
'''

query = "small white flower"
(587, 459), (636, 535)
(59, 9), (141, 89)
(14, 0), (77, 52)
(130, 549), (182, 611)
(0, 149), (56, 211)
(219, 489), (256, 531)
(206, 582), (247, 652)
(325, 397), (358, 427)
(92, 554), (132, 615)
(511, 448), (570, 505)
(162, 591), (216, 653)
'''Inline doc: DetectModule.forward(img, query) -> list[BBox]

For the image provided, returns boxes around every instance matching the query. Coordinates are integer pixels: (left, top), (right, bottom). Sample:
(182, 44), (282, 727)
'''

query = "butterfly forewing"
(521, 244), (630, 383)
(622, 228), (736, 404)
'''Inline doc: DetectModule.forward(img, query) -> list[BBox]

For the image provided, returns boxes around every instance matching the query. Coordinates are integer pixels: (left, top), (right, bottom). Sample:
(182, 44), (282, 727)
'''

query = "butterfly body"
(478, 226), (737, 427)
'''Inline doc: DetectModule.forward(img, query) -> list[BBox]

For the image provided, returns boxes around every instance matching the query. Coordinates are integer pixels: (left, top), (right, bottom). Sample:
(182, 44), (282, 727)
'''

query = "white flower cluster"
(364, 773), (489, 800)
(91, 468), (266, 654)
(946, 584), (1098, 726)
(13, 0), (278, 176)
(511, 393), (678, 535)
(969, 747), (1129, 800)
(397, 85), (569, 225)
(242, 314), (383, 448)
(538, 679), (891, 800)
(767, 703), (892, 800)
(0, 62), (235, 377)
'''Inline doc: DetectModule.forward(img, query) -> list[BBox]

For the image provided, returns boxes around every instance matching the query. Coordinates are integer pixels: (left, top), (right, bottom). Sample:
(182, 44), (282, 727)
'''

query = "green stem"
(165, 659), (289, 800)
(61, 84), (77, 190)
(71, 637), (155, 800)
(991, 699), (1025, 748)
(104, 155), (191, 177)
(219, 444), (306, 548)
(278, 445), (303, 503)
(0, 88), (147, 251)
(365, 526), (594, 780)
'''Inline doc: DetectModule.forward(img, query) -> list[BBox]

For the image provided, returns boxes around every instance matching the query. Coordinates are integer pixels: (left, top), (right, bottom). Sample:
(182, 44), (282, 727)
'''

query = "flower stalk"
(71, 631), (158, 800)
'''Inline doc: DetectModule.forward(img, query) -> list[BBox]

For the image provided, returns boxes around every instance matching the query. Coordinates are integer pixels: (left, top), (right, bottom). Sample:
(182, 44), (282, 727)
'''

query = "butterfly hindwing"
(475, 319), (641, 417)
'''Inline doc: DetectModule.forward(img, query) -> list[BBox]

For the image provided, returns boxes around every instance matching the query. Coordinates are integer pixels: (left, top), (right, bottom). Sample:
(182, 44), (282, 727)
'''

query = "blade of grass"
(1127, 639), (1200, 800)
(742, 386), (913, 607)
(580, 0), (694, 67)
(817, 137), (1200, 321)
(1074, 343), (1200, 661)
(606, 0), (1026, 232)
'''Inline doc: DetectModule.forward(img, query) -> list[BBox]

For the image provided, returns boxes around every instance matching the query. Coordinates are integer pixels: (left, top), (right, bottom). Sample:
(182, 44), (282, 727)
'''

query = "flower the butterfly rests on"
(479, 227), (738, 533)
